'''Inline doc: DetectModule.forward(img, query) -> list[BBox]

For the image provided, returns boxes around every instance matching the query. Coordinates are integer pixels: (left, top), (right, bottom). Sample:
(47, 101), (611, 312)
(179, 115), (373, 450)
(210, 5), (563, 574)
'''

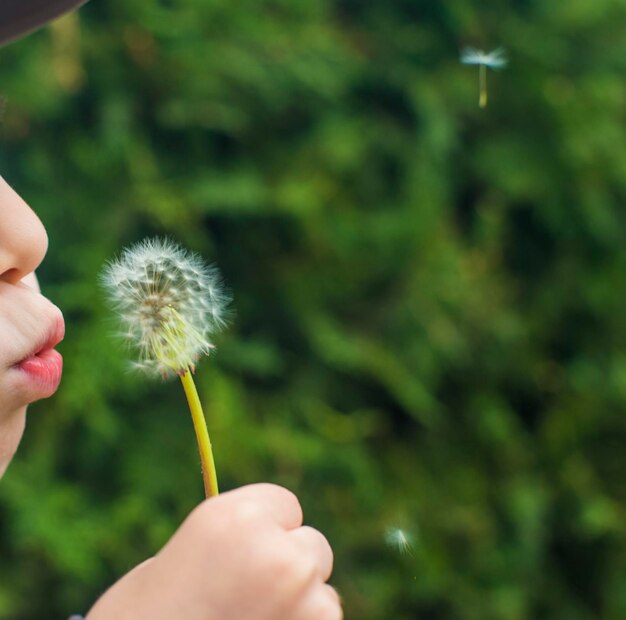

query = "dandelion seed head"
(101, 238), (231, 379)
(384, 526), (414, 555)
(460, 47), (508, 69)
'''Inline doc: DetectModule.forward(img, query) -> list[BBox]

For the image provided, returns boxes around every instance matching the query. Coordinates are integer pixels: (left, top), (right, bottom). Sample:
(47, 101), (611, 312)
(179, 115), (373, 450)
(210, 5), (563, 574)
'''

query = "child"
(0, 4), (342, 619)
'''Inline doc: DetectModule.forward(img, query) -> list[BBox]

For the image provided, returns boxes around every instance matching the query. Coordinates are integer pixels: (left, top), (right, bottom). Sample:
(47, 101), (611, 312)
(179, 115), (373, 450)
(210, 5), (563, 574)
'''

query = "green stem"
(479, 65), (487, 108)
(180, 369), (219, 498)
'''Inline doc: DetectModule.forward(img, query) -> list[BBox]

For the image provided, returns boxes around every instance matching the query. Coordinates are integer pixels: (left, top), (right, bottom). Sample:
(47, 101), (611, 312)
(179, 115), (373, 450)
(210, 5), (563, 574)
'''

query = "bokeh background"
(1, 1), (626, 618)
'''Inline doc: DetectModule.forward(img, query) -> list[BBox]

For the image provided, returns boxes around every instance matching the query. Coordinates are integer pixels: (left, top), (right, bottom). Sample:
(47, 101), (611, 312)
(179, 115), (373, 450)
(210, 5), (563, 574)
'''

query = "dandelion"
(101, 238), (231, 498)
(460, 47), (507, 108)
(384, 526), (415, 556)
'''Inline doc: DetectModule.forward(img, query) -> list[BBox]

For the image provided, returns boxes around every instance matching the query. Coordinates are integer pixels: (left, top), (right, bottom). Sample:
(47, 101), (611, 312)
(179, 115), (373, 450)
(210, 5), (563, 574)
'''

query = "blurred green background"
(2, 1), (626, 618)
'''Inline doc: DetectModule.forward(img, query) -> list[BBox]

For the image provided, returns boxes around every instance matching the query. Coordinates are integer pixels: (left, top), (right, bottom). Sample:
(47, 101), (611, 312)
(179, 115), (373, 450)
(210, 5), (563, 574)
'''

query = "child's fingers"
(219, 483), (304, 530)
(295, 584), (343, 620)
(289, 526), (334, 581)
(323, 585), (343, 615)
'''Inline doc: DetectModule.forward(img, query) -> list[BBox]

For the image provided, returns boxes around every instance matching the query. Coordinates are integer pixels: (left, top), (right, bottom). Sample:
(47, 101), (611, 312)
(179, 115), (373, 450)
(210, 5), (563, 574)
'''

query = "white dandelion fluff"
(460, 47), (507, 69)
(384, 526), (415, 556)
(460, 47), (508, 108)
(101, 238), (230, 378)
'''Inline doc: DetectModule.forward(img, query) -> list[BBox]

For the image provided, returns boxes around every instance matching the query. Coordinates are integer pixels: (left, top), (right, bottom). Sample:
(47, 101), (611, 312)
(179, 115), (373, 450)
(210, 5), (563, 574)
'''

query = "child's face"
(0, 176), (64, 476)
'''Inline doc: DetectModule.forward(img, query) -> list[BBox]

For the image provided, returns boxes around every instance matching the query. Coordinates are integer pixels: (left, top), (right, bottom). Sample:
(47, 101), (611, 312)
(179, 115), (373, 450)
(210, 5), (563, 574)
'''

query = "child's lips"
(13, 314), (65, 399)
(16, 349), (64, 397)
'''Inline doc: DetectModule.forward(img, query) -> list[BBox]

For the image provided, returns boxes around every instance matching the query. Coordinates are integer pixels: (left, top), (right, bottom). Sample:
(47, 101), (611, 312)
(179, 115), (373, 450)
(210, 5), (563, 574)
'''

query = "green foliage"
(1, 1), (626, 618)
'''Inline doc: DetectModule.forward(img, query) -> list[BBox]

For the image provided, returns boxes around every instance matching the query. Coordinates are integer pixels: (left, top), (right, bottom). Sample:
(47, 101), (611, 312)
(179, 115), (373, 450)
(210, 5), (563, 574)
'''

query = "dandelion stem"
(180, 369), (219, 498)
(479, 64), (487, 108)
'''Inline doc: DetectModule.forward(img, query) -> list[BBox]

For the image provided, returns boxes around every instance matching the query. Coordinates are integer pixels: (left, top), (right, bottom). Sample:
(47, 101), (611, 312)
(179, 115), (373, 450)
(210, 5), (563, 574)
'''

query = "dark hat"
(0, 0), (89, 47)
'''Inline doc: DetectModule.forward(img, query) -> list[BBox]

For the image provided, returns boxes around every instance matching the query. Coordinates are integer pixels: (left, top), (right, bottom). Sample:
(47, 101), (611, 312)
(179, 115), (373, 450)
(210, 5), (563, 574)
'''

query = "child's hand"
(85, 484), (342, 620)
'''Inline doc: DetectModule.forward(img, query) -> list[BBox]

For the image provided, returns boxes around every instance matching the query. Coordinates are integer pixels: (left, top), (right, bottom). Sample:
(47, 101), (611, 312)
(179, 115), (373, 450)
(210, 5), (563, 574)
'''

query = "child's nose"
(0, 177), (49, 284)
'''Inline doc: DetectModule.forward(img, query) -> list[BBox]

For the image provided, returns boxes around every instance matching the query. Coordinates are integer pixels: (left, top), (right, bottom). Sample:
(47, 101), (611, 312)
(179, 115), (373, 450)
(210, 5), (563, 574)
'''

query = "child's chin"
(0, 406), (27, 478)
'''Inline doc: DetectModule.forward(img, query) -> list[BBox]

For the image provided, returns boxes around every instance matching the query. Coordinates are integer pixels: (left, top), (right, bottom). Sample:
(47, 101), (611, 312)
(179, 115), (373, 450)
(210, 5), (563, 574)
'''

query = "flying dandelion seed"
(460, 47), (507, 108)
(101, 238), (231, 498)
(384, 527), (415, 556)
